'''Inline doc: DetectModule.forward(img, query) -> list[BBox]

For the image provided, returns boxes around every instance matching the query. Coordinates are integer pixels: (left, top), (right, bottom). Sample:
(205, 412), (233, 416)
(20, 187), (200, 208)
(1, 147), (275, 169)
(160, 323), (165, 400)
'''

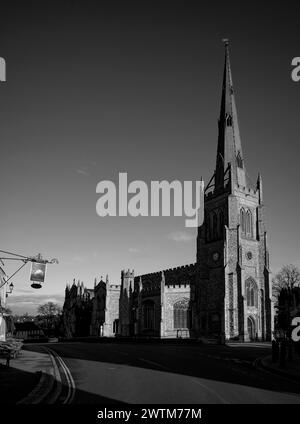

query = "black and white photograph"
(0, 0), (300, 421)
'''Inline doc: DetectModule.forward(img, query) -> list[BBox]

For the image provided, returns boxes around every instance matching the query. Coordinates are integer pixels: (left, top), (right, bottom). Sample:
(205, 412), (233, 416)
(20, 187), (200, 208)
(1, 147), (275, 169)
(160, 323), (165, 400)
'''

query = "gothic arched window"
(173, 298), (190, 329)
(212, 211), (218, 240)
(240, 208), (253, 238)
(246, 210), (253, 238)
(218, 209), (224, 238)
(240, 208), (246, 235)
(143, 300), (155, 330)
(246, 279), (258, 307)
(205, 211), (210, 241)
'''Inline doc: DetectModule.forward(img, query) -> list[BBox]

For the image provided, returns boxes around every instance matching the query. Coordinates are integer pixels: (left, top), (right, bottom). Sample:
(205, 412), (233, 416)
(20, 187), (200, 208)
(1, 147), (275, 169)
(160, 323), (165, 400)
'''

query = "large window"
(218, 209), (224, 238)
(246, 210), (252, 237)
(246, 278), (258, 307)
(212, 212), (218, 240)
(173, 298), (190, 329)
(143, 300), (155, 330)
(240, 208), (246, 234)
(240, 208), (253, 238)
(205, 211), (210, 241)
(207, 208), (224, 242)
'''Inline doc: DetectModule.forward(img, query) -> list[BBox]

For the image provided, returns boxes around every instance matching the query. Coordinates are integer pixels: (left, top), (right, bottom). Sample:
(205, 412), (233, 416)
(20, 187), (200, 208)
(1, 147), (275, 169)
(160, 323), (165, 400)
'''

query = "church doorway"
(247, 316), (255, 341)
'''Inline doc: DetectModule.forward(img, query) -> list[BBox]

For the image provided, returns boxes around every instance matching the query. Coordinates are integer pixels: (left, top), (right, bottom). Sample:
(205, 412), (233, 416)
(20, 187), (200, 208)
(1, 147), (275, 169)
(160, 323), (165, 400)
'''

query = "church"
(62, 41), (273, 342)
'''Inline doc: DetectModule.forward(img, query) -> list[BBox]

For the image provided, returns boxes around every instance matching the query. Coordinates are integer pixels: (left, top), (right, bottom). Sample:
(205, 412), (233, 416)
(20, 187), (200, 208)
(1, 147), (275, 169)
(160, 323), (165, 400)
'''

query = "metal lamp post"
(6, 282), (14, 297)
(0, 250), (59, 291)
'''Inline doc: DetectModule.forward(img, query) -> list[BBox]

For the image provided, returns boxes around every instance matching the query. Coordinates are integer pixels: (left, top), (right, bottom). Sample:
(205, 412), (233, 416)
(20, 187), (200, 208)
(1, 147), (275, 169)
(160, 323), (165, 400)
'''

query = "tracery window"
(246, 278), (258, 307)
(173, 298), (190, 329)
(240, 208), (246, 234)
(246, 210), (252, 237)
(218, 209), (224, 238)
(240, 208), (253, 238)
(205, 211), (210, 241)
(212, 212), (218, 239)
(143, 300), (155, 330)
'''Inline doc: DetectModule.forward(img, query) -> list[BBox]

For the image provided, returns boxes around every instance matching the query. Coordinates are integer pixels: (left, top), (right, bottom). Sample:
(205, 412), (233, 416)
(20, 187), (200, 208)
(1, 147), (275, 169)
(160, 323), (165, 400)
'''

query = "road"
(37, 341), (300, 404)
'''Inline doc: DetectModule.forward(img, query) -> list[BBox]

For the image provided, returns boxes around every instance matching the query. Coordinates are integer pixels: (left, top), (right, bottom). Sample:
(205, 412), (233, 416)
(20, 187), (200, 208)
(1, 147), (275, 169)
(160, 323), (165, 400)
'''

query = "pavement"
(1, 341), (300, 404)
(0, 345), (61, 404)
(259, 353), (300, 383)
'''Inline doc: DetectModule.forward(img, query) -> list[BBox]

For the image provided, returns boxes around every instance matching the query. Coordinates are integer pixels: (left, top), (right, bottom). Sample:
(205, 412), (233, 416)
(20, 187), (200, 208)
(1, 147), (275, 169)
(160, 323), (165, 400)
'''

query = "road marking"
(191, 378), (230, 404)
(46, 348), (76, 404)
(56, 354), (76, 404)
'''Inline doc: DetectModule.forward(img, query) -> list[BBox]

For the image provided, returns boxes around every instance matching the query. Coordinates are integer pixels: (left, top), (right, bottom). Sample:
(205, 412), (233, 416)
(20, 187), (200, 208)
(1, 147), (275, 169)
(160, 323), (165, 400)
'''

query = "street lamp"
(6, 282), (14, 297)
(0, 249), (59, 291)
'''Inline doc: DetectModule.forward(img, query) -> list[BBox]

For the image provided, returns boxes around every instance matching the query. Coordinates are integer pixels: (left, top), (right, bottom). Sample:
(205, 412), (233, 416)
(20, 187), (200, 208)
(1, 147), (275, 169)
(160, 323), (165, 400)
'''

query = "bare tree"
(36, 302), (62, 333)
(37, 301), (61, 317)
(272, 264), (300, 300)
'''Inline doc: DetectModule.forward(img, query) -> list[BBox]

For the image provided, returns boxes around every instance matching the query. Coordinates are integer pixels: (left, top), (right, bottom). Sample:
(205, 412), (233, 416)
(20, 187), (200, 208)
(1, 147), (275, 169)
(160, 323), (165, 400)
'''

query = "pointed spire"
(215, 39), (247, 191)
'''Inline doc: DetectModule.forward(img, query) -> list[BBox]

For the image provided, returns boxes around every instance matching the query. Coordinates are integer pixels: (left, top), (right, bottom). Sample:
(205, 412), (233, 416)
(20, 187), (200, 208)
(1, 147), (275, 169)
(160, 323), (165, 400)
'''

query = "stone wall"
(104, 284), (121, 337)
(132, 264), (196, 338)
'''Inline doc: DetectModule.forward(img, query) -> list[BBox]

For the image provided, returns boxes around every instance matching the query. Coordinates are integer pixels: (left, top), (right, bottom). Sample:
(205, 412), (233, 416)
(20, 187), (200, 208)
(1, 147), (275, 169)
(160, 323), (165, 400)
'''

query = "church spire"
(214, 39), (247, 191)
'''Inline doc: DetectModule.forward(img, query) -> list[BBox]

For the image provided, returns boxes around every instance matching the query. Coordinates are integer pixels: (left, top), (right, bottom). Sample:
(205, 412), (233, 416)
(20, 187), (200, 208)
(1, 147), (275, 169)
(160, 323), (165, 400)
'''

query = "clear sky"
(1, 1), (300, 314)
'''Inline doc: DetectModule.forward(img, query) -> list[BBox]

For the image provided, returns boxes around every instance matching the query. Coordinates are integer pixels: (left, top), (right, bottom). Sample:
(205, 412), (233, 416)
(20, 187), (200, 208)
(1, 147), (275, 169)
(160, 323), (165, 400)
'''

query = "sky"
(1, 1), (300, 314)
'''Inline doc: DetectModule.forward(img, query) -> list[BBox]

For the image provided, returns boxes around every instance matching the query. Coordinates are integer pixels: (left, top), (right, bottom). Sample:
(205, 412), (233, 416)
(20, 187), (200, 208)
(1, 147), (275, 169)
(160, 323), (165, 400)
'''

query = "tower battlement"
(121, 269), (134, 279)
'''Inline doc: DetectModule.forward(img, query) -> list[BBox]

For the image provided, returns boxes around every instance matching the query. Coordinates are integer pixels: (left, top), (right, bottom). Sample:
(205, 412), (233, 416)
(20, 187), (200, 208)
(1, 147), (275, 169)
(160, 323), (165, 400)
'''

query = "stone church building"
(62, 42), (273, 342)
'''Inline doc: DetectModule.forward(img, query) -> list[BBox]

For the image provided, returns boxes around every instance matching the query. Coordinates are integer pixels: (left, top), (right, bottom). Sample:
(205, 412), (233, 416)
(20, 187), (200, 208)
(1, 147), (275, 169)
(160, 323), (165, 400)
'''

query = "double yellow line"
(45, 347), (76, 404)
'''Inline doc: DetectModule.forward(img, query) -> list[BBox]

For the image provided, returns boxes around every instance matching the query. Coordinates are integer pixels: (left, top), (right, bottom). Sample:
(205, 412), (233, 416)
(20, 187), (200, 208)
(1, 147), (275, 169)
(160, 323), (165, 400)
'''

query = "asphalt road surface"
(42, 341), (300, 404)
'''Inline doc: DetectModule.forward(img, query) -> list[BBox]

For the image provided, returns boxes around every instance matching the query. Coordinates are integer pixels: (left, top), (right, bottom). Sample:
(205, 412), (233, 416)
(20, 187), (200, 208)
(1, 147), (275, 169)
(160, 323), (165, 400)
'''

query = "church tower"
(196, 40), (273, 341)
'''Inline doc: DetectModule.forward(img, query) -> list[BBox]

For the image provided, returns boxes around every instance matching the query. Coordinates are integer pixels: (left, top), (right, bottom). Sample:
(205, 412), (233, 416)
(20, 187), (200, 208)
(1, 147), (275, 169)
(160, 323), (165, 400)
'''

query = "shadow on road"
(23, 341), (300, 399)
(0, 360), (127, 404)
